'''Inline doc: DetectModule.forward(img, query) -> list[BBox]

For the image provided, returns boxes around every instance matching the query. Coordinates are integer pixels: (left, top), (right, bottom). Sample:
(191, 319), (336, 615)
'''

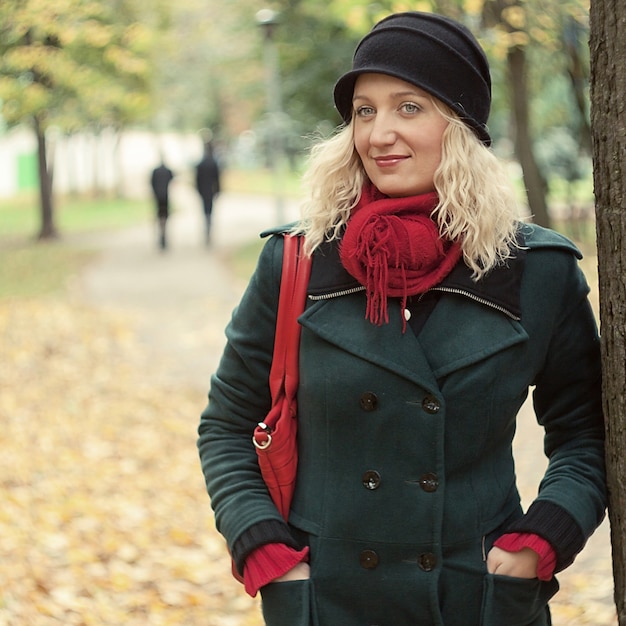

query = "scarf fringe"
(340, 184), (462, 332)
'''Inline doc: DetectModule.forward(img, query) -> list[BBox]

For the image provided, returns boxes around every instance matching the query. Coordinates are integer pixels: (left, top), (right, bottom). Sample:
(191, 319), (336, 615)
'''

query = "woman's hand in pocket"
(486, 546), (539, 579)
(273, 562), (311, 583)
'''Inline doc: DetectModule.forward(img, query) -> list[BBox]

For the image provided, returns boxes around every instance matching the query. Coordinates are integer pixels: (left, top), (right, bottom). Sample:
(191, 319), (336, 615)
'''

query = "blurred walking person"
(150, 160), (174, 250)
(196, 142), (221, 244)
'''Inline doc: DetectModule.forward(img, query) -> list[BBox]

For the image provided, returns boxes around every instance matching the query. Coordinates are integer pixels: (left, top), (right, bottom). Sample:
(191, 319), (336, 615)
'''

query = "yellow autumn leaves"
(0, 298), (262, 625)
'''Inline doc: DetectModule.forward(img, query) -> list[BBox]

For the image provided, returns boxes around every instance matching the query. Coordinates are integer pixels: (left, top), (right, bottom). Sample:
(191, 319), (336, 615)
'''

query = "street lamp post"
(256, 8), (286, 225)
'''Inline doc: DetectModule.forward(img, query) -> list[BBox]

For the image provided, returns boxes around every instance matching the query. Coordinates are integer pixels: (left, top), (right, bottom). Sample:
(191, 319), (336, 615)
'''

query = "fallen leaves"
(0, 297), (263, 625)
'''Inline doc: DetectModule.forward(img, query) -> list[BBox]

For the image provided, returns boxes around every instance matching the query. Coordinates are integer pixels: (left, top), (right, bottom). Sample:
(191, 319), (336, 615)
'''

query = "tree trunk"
(507, 45), (551, 228)
(589, 0), (626, 624)
(34, 116), (57, 240)
(92, 130), (104, 198)
(564, 16), (593, 155)
(113, 130), (124, 199)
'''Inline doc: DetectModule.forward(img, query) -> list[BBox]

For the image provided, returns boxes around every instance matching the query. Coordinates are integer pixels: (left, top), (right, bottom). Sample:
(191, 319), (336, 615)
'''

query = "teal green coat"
(198, 223), (606, 626)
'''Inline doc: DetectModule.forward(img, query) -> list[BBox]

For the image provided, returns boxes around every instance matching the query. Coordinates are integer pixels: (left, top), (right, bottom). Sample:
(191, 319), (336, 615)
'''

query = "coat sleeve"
(506, 247), (606, 572)
(197, 234), (296, 562)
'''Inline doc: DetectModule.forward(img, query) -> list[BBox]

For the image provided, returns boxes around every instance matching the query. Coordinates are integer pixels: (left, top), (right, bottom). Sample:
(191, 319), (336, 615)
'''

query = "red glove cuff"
(494, 532), (557, 580)
(243, 543), (310, 597)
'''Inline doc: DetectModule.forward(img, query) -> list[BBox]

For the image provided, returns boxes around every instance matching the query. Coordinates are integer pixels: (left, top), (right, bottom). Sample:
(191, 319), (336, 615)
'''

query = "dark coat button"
(362, 470), (382, 490)
(419, 473), (439, 493)
(421, 395), (441, 414)
(359, 549), (379, 569)
(419, 552), (437, 571)
(360, 392), (378, 411)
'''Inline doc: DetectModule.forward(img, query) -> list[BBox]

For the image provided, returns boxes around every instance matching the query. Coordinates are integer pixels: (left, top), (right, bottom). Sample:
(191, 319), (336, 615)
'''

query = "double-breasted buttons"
(359, 549), (379, 569)
(418, 552), (437, 572)
(421, 395), (441, 414)
(360, 392), (378, 411)
(419, 472), (439, 493)
(362, 470), (381, 490)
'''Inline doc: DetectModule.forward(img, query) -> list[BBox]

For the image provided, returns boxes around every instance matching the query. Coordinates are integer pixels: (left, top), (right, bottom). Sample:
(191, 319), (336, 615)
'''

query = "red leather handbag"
(252, 234), (311, 520)
(231, 234), (311, 583)
(231, 235), (311, 582)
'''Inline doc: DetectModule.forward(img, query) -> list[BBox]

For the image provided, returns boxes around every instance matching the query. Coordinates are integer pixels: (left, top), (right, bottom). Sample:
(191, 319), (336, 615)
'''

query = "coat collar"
(307, 233), (526, 321)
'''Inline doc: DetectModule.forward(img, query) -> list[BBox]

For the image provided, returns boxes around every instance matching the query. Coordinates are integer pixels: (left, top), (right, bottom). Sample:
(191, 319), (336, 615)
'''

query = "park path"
(77, 182), (300, 389)
(75, 181), (616, 625)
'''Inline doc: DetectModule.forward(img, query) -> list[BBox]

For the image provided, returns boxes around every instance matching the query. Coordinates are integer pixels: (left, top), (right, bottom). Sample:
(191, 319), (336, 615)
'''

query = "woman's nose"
(368, 114), (396, 146)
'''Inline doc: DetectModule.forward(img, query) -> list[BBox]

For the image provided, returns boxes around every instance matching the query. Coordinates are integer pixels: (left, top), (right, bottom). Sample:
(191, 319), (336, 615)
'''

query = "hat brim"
(333, 68), (491, 147)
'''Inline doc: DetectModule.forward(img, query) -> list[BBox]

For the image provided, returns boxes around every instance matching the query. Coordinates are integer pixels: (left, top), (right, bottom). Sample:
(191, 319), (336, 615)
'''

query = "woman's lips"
(373, 155), (408, 168)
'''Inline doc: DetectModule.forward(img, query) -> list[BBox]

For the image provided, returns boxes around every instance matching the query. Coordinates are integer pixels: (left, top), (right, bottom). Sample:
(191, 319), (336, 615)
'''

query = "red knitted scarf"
(339, 184), (462, 329)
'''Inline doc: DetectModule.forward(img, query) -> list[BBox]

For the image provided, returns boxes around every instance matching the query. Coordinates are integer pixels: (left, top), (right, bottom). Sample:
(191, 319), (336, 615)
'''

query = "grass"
(223, 238), (266, 283)
(0, 165), (302, 239)
(0, 169), (292, 300)
(217, 166), (302, 281)
(222, 167), (303, 198)
(0, 241), (95, 299)
(0, 193), (151, 239)
(0, 194), (151, 301)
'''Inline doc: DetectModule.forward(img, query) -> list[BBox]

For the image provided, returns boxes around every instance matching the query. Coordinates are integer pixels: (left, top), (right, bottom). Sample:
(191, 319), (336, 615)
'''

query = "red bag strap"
(268, 235), (311, 403)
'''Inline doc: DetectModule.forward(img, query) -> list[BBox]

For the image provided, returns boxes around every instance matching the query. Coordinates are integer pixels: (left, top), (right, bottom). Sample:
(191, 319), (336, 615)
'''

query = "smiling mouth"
(373, 155), (408, 167)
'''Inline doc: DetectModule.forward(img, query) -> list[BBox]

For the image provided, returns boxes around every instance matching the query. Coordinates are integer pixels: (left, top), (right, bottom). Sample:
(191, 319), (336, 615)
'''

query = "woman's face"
(352, 73), (449, 197)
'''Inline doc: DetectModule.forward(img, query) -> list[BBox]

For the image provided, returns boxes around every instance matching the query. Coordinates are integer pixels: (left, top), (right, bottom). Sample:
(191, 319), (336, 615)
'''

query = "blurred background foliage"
(0, 0), (595, 239)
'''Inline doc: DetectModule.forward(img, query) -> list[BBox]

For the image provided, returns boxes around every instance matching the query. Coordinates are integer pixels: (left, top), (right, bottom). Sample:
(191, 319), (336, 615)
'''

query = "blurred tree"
(150, 0), (264, 139)
(148, 0), (359, 164)
(270, 1), (359, 131)
(590, 0), (626, 623)
(161, 1), (358, 142)
(482, 0), (551, 227)
(0, 0), (162, 239)
(152, 3), (221, 133)
(563, 12), (592, 154)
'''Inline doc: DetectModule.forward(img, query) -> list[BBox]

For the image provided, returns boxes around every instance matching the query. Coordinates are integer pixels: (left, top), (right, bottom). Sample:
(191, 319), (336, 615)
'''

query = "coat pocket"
(480, 573), (559, 626)
(261, 578), (317, 626)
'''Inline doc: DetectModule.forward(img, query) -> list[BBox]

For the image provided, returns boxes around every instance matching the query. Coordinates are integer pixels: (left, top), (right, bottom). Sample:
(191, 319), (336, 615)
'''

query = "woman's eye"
(355, 105), (375, 117)
(401, 102), (421, 114)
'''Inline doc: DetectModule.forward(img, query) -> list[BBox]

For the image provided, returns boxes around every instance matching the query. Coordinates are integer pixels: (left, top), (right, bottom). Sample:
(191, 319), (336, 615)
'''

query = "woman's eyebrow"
(353, 90), (424, 102)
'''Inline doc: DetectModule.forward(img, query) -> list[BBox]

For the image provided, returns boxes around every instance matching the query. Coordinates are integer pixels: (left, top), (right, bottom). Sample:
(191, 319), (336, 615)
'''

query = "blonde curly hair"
(293, 101), (522, 280)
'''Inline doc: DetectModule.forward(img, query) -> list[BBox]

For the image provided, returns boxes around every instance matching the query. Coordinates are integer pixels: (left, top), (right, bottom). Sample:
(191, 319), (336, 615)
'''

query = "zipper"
(425, 286), (520, 321)
(308, 285), (366, 301)
(308, 284), (520, 321)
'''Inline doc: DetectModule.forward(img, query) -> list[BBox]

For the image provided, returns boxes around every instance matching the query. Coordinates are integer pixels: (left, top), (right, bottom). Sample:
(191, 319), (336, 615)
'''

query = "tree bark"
(507, 44), (551, 228)
(589, 0), (626, 623)
(34, 116), (57, 240)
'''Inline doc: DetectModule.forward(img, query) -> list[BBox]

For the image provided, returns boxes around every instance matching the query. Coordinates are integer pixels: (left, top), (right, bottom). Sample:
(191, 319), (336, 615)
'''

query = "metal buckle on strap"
(253, 422), (272, 450)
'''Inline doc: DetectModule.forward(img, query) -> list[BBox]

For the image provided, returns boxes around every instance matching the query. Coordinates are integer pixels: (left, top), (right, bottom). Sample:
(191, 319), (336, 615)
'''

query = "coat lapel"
(300, 292), (528, 390)
(303, 236), (529, 385)
(417, 295), (529, 379)
(300, 295), (441, 394)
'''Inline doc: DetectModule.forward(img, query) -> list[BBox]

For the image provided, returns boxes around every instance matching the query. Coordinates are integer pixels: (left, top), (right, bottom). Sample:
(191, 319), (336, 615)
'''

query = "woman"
(198, 12), (606, 626)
